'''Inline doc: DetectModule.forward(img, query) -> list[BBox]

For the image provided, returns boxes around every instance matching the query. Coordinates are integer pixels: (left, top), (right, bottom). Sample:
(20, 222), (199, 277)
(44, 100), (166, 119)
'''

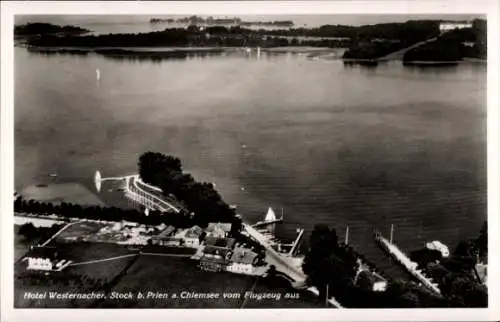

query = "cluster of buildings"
(199, 222), (267, 276)
(153, 221), (267, 275)
(149, 224), (204, 248)
(149, 221), (267, 276)
(438, 21), (473, 32)
(93, 221), (156, 245)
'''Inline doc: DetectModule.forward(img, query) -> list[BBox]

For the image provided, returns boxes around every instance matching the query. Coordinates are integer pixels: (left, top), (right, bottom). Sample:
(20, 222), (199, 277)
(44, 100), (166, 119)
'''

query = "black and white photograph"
(1, 1), (498, 320)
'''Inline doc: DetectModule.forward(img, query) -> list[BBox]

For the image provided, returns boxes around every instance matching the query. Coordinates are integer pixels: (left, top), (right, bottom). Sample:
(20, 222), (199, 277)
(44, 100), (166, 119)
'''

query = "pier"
(374, 225), (441, 296)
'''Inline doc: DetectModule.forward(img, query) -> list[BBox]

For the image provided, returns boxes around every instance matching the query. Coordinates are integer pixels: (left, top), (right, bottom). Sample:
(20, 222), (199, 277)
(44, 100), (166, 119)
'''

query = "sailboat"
(252, 207), (283, 228)
(265, 207), (277, 222)
(96, 68), (101, 81)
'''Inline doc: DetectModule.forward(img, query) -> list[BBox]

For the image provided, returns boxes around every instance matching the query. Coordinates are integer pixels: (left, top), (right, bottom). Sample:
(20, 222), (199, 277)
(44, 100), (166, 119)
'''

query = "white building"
(27, 257), (53, 271)
(373, 281), (387, 292)
(426, 240), (450, 258)
(206, 222), (232, 239)
(25, 246), (71, 271)
(184, 225), (203, 247)
(439, 21), (473, 32)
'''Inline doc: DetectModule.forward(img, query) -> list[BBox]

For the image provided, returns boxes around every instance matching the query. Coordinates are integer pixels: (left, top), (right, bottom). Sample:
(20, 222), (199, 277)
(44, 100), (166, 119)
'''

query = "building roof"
(230, 247), (257, 265)
(207, 222), (232, 233)
(205, 236), (236, 249)
(152, 226), (176, 240)
(200, 256), (227, 265)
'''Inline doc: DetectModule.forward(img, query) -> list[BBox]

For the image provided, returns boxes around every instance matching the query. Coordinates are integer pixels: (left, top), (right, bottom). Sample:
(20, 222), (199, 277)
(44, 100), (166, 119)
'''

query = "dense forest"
(22, 27), (351, 49)
(14, 22), (89, 36)
(403, 19), (487, 62)
(302, 222), (487, 308)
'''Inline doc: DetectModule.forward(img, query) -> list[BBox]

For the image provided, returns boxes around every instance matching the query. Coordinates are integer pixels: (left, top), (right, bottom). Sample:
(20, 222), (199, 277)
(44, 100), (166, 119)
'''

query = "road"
(378, 37), (438, 61)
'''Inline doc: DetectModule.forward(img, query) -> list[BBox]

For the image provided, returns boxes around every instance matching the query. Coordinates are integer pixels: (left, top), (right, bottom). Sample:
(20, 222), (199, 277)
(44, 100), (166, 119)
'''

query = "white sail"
(94, 170), (102, 192)
(265, 207), (276, 221)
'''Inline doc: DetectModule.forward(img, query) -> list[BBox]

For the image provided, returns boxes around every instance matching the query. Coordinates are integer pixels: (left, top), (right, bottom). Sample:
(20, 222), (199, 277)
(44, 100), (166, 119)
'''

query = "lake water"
(14, 46), (486, 278)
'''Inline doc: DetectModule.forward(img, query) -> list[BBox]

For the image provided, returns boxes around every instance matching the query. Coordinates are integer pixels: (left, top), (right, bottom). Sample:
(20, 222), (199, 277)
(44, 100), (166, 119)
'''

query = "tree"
(267, 265), (277, 277)
(356, 271), (375, 292)
(18, 223), (37, 240)
(302, 225), (344, 298)
(399, 291), (420, 308)
(475, 221), (487, 260)
(410, 248), (442, 269)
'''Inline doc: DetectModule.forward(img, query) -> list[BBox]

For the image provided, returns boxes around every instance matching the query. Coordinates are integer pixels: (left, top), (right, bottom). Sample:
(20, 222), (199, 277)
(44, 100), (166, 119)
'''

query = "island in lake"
(150, 16), (294, 27)
(15, 19), (486, 65)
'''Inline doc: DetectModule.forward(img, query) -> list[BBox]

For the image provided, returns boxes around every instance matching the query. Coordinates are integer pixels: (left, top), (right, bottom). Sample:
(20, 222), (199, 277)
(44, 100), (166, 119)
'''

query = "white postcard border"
(1, 1), (499, 321)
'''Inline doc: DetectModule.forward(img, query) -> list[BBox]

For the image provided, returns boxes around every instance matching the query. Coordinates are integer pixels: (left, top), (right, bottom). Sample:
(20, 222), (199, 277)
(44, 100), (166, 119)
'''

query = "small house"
(150, 226), (178, 246)
(203, 245), (232, 260)
(425, 240), (450, 258)
(184, 225), (203, 247)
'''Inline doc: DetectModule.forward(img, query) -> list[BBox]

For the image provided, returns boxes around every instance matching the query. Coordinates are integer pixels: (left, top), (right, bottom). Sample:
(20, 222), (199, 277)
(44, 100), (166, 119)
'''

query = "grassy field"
(14, 237), (325, 308)
(14, 224), (65, 262)
(97, 256), (255, 308)
(54, 221), (108, 243)
(141, 245), (196, 255)
(14, 242), (138, 308)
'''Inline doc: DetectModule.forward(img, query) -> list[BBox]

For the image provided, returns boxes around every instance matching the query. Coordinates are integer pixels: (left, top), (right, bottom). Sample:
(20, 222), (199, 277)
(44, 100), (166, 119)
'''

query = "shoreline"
(23, 45), (343, 55)
(18, 183), (104, 206)
(20, 45), (487, 64)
